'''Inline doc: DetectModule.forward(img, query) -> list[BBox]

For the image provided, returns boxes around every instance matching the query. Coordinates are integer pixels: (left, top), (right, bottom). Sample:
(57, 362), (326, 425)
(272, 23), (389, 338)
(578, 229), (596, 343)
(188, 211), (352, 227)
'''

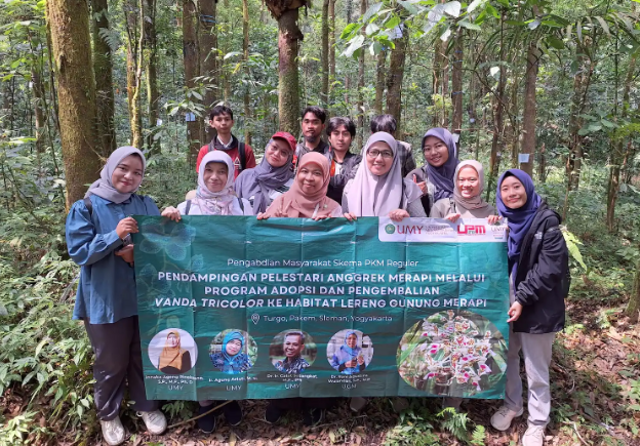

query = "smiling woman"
(430, 160), (497, 222)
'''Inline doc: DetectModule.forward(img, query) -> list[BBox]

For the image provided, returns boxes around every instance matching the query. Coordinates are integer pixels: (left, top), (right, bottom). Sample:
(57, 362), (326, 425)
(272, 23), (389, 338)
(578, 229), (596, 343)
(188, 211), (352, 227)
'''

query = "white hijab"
(346, 132), (421, 216)
(194, 151), (237, 215)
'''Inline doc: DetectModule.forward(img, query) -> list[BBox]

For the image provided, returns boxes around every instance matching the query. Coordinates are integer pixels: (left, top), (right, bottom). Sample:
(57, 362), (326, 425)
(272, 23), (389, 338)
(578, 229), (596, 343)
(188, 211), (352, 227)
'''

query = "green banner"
(133, 216), (510, 401)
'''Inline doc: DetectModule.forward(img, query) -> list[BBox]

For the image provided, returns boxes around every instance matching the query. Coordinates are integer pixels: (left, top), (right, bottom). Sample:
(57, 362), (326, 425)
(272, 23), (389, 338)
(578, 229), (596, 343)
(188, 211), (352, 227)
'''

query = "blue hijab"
(222, 331), (245, 364)
(341, 331), (361, 357)
(422, 128), (459, 201)
(496, 169), (542, 273)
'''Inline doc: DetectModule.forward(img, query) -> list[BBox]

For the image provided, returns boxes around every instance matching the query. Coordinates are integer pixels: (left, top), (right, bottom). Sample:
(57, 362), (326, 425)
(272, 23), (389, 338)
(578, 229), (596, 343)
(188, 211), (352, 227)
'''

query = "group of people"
(65, 104), (569, 446)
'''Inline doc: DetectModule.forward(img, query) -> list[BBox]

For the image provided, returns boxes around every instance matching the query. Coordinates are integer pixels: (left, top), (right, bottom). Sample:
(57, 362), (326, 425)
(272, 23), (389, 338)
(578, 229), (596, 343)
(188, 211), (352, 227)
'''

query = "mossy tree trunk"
(183, 0), (202, 165)
(356, 0), (366, 148)
(46, 0), (102, 209)
(386, 30), (408, 138)
(242, 0), (252, 145)
(328, 0), (335, 100)
(321, 0), (329, 108)
(125, 0), (143, 149)
(144, 0), (160, 154)
(200, 0), (218, 145)
(374, 50), (386, 115)
(451, 27), (463, 135)
(275, 8), (302, 135)
(91, 0), (116, 156)
(520, 42), (540, 177)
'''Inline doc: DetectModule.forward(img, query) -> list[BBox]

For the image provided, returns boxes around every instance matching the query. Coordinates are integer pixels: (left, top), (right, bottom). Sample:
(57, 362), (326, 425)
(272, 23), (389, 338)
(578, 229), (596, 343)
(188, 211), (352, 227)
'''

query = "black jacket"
(512, 202), (570, 334)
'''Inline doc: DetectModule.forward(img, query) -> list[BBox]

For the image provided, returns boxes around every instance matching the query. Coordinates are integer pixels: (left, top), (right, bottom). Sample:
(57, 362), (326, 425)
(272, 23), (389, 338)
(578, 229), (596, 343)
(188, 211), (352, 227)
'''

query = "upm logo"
(457, 224), (486, 235)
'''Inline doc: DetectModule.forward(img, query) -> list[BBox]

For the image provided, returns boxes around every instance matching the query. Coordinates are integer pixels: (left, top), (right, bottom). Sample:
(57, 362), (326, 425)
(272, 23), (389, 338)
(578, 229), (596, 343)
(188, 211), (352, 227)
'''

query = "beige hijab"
(158, 331), (187, 372)
(453, 160), (494, 217)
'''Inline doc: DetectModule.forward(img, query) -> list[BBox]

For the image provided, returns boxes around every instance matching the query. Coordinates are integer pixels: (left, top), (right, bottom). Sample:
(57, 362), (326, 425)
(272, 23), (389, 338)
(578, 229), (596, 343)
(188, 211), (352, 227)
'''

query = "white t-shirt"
(177, 197), (253, 216)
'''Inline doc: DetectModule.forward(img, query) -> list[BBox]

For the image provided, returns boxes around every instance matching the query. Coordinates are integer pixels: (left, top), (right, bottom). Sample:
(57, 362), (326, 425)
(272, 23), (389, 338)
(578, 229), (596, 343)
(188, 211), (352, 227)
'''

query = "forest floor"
(23, 292), (638, 446)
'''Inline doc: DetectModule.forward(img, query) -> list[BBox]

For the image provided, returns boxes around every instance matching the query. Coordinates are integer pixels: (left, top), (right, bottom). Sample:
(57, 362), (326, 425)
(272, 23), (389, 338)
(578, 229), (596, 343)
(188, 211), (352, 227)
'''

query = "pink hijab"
(263, 152), (341, 218)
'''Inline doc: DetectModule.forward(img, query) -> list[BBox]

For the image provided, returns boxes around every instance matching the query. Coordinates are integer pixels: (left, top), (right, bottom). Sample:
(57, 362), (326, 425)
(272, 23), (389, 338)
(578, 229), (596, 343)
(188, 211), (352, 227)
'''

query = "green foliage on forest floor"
(1, 146), (639, 445)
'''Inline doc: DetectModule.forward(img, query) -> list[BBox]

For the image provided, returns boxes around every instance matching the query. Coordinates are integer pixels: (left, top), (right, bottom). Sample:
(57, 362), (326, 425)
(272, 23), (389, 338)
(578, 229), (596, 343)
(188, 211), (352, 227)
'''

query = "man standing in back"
(295, 106), (329, 164)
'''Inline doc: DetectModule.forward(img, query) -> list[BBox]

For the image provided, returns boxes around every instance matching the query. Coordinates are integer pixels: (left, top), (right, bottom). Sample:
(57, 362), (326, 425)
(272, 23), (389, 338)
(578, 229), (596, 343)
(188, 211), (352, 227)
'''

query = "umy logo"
(386, 223), (424, 235)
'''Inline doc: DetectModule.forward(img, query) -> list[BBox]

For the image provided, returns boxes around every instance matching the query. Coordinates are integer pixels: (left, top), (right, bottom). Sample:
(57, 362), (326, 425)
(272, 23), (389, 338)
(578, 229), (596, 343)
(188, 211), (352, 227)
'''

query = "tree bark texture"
(374, 50), (386, 115)
(144, 0), (160, 154)
(321, 0), (329, 108)
(520, 42), (540, 176)
(46, 0), (102, 209)
(200, 0), (218, 145)
(606, 54), (636, 231)
(386, 31), (408, 137)
(275, 8), (302, 135)
(125, 0), (143, 149)
(91, 0), (116, 156)
(328, 0), (335, 91)
(183, 0), (202, 165)
(356, 0), (366, 148)
(627, 257), (640, 322)
(566, 40), (594, 191)
(451, 28), (463, 135)
(243, 0), (252, 145)
(31, 67), (46, 155)
(486, 13), (507, 202)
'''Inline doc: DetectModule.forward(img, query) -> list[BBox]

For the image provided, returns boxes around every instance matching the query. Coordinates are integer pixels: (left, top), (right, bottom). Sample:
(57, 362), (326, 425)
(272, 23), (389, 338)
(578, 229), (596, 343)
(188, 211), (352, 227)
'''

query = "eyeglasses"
(367, 150), (394, 159)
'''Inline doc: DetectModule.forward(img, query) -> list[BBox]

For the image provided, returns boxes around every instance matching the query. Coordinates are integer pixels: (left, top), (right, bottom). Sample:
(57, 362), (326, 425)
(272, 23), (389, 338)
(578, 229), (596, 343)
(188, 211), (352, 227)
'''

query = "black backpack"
(208, 140), (246, 171)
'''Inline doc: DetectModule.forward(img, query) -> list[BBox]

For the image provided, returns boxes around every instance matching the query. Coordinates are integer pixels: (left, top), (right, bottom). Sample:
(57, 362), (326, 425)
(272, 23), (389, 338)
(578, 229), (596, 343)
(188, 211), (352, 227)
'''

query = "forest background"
(1, 0), (640, 444)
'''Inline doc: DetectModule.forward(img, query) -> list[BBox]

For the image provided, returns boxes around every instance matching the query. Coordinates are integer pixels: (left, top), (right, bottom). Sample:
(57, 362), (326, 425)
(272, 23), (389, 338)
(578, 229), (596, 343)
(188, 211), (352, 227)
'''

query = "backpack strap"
(185, 200), (192, 215)
(239, 142), (246, 171)
(84, 196), (93, 217)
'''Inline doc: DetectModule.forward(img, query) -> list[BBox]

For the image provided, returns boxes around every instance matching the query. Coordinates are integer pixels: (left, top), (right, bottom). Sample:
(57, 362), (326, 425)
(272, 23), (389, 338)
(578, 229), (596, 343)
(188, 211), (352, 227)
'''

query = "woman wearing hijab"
(258, 153), (339, 426)
(162, 151), (252, 220)
(158, 331), (192, 374)
(431, 160), (500, 223)
(235, 131), (297, 214)
(343, 132), (425, 221)
(65, 147), (167, 446)
(405, 128), (459, 216)
(258, 152), (342, 220)
(162, 152), (250, 432)
(210, 331), (253, 373)
(330, 331), (366, 375)
(490, 170), (569, 446)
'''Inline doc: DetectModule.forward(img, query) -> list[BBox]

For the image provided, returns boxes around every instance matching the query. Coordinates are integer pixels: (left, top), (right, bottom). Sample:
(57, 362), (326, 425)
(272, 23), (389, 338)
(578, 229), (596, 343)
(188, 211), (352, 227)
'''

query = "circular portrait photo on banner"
(326, 329), (374, 375)
(209, 329), (258, 374)
(149, 328), (198, 375)
(269, 330), (317, 374)
(397, 310), (507, 397)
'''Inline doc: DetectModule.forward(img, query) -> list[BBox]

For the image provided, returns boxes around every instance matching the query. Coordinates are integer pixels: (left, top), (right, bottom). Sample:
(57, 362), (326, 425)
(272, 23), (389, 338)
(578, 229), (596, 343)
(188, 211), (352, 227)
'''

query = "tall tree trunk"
(386, 30), (408, 137)
(144, 0), (160, 154)
(520, 42), (539, 176)
(441, 41), (449, 128)
(356, 0), (366, 148)
(432, 39), (443, 127)
(242, 0), (252, 145)
(31, 66), (46, 156)
(321, 0), (329, 108)
(183, 0), (202, 165)
(46, 0), (101, 208)
(627, 257), (640, 322)
(607, 53), (636, 232)
(92, 0), (116, 156)
(486, 13), (507, 202)
(566, 38), (594, 192)
(125, 0), (143, 149)
(276, 9), (302, 135)
(328, 0), (336, 97)
(451, 27), (463, 135)
(374, 50), (386, 115)
(200, 0), (218, 145)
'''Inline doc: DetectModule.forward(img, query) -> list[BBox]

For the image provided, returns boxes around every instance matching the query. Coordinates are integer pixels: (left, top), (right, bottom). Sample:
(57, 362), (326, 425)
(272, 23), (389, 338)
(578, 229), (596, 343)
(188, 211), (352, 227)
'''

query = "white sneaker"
(490, 405), (524, 431)
(137, 410), (167, 435)
(522, 425), (545, 446)
(100, 417), (126, 446)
